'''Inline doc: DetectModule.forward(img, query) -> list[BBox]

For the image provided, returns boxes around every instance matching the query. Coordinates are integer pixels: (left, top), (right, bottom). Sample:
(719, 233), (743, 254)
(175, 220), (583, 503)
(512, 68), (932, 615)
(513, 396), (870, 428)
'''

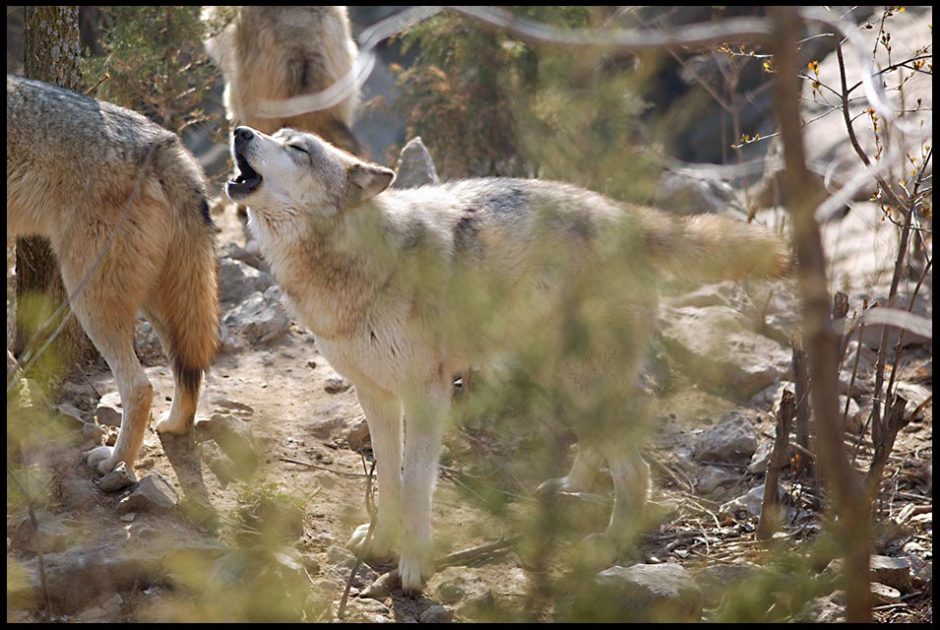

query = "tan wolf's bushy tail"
(150, 144), (221, 397)
(639, 209), (791, 282)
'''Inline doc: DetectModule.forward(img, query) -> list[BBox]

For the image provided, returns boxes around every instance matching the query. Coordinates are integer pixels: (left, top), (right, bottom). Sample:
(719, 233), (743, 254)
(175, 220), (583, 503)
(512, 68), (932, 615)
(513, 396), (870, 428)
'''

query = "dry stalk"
(757, 388), (796, 541)
(769, 6), (872, 621)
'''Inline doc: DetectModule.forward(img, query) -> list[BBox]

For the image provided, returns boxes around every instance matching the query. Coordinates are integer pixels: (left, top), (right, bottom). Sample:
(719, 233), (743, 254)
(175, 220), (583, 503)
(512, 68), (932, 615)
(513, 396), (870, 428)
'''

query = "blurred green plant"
(392, 6), (664, 202)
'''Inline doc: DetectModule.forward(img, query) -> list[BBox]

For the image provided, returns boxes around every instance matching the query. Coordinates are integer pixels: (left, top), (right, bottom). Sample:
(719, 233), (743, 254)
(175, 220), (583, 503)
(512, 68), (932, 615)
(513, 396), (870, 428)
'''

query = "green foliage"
(79, 6), (219, 135)
(392, 7), (663, 202)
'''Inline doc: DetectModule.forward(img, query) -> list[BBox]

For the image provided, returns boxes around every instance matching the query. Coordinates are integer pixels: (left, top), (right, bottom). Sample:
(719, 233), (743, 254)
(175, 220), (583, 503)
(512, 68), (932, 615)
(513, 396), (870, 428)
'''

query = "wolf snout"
(233, 126), (254, 148)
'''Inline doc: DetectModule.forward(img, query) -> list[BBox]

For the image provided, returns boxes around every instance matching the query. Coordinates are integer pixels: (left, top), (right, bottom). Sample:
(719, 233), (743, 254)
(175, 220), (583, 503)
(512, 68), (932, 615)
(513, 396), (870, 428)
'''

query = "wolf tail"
(150, 141), (221, 398)
(638, 208), (791, 282)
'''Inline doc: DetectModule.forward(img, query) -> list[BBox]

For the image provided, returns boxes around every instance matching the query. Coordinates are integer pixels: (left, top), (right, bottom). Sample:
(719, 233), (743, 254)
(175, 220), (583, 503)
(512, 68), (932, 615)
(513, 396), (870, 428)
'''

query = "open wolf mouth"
(227, 150), (263, 199)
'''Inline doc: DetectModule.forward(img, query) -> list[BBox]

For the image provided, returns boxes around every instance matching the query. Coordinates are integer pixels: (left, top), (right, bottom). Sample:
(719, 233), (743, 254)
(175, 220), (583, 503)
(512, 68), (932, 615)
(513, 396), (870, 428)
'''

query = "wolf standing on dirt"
(203, 6), (361, 155)
(226, 125), (789, 592)
(6, 75), (220, 475)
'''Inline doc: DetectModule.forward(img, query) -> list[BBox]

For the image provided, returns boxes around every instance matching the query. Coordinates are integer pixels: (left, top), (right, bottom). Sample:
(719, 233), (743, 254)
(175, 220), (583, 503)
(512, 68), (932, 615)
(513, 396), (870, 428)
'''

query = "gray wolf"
(203, 6), (361, 155)
(226, 125), (789, 592)
(7, 75), (220, 475)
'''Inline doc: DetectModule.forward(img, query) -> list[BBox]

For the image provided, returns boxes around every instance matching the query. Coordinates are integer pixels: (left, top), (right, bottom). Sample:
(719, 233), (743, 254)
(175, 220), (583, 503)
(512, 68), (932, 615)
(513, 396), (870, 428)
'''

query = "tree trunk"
(16, 6), (99, 370)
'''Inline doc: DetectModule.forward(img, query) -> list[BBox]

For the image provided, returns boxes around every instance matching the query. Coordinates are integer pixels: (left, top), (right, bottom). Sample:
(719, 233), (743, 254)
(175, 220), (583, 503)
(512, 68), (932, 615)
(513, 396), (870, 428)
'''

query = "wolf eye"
(289, 144), (309, 155)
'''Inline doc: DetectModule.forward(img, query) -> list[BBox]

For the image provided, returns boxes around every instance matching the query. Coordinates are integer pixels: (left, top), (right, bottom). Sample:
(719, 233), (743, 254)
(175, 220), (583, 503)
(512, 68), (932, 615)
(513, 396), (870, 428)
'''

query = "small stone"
(116, 471), (178, 514)
(694, 410), (758, 464)
(95, 392), (123, 427)
(870, 582), (901, 604)
(326, 544), (357, 569)
(427, 567), (493, 618)
(9, 510), (72, 554)
(307, 360), (318, 369)
(591, 563), (703, 622)
(120, 512), (136, 523)
(98, 461), (138, 492)
(213, 398), (255, 415)
(345, 418), (371, 451)
(696, 465), (739, 494)
(324, 376), (351, 394)
(870, 555), (912, 593)
(56, 403), (86, 427)
(59, 477), (99, 511)
(419, 604), (453, 623)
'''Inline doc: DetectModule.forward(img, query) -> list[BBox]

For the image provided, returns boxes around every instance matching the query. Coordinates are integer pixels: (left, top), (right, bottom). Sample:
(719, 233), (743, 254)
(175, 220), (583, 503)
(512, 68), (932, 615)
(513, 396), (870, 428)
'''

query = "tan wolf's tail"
(151, 143), (221, 397)
(639, 208), (791, 282)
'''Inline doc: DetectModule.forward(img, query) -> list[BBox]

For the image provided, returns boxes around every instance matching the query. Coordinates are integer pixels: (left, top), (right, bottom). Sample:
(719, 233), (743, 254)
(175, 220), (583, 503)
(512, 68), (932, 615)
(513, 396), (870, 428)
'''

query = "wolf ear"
(346, 162), (394, 207)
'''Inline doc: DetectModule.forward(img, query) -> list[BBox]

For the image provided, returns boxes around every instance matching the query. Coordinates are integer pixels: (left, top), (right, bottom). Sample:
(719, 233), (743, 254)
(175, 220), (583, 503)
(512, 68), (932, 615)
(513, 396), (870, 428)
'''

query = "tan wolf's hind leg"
(73, 302), (153, 475)
(142, 306), (198, 435)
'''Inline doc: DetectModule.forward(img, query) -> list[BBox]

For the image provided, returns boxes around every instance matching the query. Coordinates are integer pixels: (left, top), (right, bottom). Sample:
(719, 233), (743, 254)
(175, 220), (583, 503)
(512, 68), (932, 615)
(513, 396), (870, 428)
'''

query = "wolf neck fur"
(250, 199), (396, 339)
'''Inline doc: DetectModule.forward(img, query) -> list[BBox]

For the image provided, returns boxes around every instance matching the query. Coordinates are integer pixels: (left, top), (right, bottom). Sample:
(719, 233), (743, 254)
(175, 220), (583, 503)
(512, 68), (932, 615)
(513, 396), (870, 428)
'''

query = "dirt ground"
(6, 204), (933, 623)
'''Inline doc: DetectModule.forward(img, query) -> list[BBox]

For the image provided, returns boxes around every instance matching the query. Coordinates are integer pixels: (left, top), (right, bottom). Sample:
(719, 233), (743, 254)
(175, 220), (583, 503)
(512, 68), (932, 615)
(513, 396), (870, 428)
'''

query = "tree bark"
(16, 6), (99, 369)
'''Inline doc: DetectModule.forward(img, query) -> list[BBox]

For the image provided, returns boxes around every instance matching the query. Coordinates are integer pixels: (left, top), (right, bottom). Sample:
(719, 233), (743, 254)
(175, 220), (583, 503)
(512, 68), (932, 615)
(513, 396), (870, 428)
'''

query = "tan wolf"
(7, 75), (220, 475)
(226, 125), (789, 592)
(203, 6), (361, 155)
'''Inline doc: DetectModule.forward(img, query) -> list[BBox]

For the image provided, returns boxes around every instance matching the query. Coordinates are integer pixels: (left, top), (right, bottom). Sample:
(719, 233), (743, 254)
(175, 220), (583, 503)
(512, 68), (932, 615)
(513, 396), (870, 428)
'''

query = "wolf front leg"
(347, 384), (403, 560)
(398, 378), (451, 593)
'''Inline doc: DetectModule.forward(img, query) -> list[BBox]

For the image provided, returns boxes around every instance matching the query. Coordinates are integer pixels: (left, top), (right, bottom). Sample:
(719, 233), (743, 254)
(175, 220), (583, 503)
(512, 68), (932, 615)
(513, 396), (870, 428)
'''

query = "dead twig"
(337, 458), (376, 620)
(277, 456), (369, 478)
(758, 388), (796, 541)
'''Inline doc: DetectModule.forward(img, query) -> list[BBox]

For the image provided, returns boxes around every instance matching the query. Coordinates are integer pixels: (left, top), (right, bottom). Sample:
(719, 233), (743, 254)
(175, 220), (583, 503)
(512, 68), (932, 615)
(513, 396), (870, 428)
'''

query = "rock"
(870, 582), (901, 605)
(134, 318), (166, 366)
(859, 291), (933, 350)
(58, 477), (100, 511)
(392, 136), (440, 189)
(222, 289), (291, 346)
(210, 547), (315, 621)
(195, 415), (259, 477)
(660, 305), (791, 399)
(693, 410), (758, 464)
(693, 563), (757, 609)
(73, 593), (124, 622)
(719, 484), (776, 521)
(344, 417), (371, 450)
(800, 593), (844, 623)
(213, 398), (255, 415)
(427, 567), (494, 618)
(324, 375), (351, 394)
(116, 472), (179, 514)
(696, 465), (739, 495)
(219, 257), (275, 305)
(55, 403), (87, 428)
(825, 555), (912, 594)
(9, 510), (73, 554)
(419, 604), (453, 623)
(15, 534), (225, 615)
(82, 422), (106, 445)
(120, 512), (136, 523)
(326, 544), (357, 569)
(591, 563), (703, 622)
(654, 168), (738, 215)
(223, 241), (270, 273)
(748, 441), (773, 474)
(95, 392), (123, 427)
(669, 281), (740, 309)
(870, 555), (912, 593)
(97, 461), (138, 493)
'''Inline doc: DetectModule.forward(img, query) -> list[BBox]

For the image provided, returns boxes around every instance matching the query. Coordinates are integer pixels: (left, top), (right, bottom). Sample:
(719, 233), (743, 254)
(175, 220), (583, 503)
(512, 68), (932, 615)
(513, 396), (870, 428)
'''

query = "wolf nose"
(234, 127), (254, 143)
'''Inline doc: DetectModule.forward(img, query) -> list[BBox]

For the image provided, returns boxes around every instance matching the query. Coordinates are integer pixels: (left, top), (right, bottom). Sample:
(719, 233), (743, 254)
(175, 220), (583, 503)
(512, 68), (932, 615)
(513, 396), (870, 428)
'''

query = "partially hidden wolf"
(7, 75), (220, 474)
(203, 6), (361, 155)
(226, 125), (790, 592)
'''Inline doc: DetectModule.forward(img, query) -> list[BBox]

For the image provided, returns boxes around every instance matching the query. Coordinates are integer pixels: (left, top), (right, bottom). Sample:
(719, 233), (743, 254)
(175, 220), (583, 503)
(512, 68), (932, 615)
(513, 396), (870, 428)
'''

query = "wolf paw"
(86, 445), (120, 474)
(154, 412), (192, 435)
(346, 522), (397, 561)
(398, 547), (434, 594)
